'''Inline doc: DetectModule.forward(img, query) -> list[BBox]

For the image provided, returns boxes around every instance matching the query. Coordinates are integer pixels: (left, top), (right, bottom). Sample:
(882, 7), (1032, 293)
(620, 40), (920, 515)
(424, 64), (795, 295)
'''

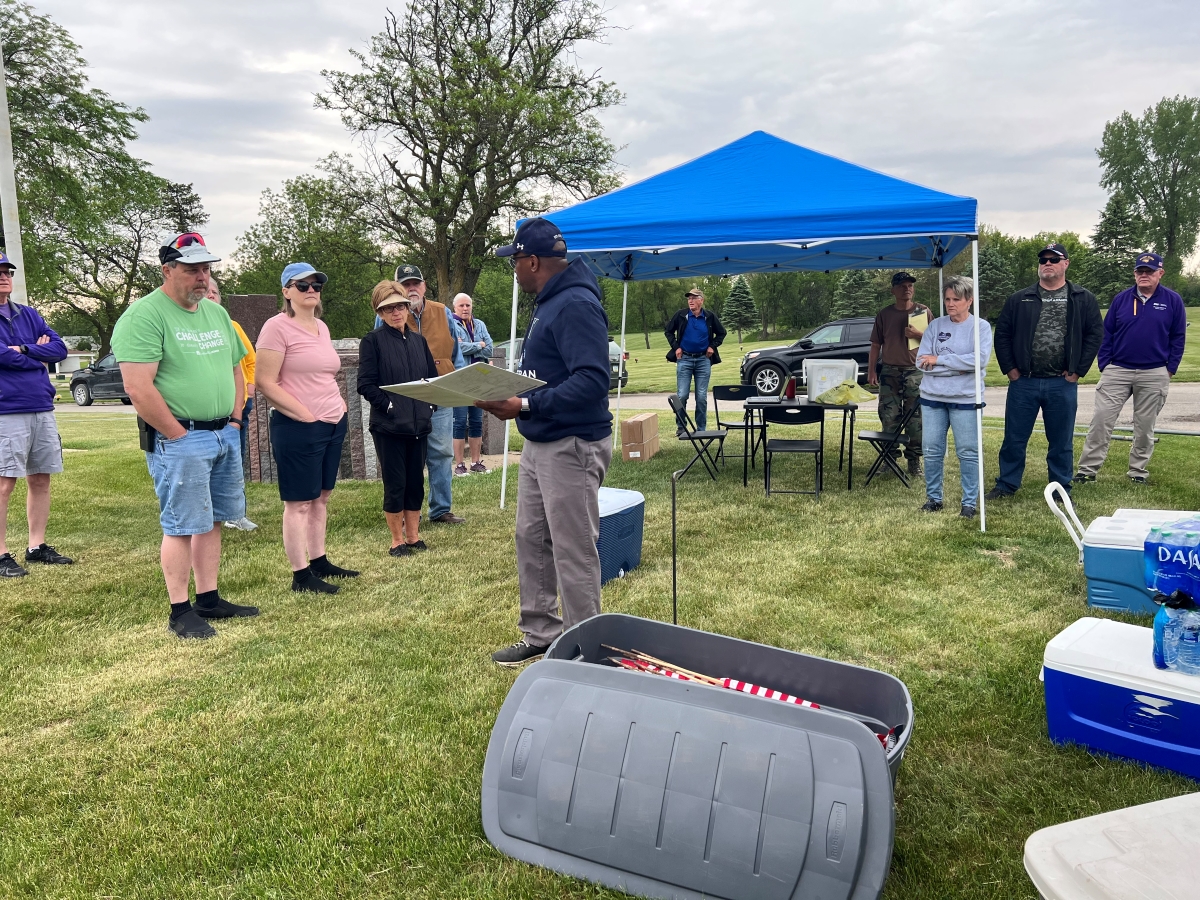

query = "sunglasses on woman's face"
(289, 280), (323, 293)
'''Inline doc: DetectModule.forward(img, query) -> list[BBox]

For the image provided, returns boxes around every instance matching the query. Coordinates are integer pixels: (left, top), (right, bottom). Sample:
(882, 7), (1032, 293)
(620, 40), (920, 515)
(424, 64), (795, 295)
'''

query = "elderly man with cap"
(112, 233), (258, 639)
(987, 242), (1102, 499)
(664, 286), (726, 433)
(376, 264), (466, 525)
(478, 217), (612, 667)
(1076, 252), (1187, 485)
(867, 271), (932, 477)
(0, 250), (73, 578)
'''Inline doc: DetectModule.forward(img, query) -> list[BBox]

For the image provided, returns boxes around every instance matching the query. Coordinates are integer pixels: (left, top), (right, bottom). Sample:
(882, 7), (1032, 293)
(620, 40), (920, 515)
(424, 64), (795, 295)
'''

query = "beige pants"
(1077, 366), (1170, 478)
(516, 434), (612, 647)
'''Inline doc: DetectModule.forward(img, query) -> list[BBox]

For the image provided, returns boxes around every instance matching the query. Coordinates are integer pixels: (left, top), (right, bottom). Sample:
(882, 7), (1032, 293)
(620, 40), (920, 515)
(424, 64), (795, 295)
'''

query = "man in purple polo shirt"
(0, 251), (74, 577)
(1076, 252), (1187, 485)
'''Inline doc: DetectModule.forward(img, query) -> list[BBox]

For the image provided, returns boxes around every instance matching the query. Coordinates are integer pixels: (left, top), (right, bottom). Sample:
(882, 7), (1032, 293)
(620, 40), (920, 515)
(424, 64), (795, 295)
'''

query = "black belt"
(177, 417), (231, 431)
(681, 350), (708, 358)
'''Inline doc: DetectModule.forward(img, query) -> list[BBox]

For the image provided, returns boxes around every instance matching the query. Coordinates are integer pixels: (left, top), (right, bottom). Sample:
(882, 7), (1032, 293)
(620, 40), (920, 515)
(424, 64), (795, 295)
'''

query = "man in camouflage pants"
(867, 272), (931, 477)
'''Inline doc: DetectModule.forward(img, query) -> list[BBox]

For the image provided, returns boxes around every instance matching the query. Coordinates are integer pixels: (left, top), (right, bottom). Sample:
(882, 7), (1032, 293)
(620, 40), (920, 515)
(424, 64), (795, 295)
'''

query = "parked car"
(70, 353), (131, 406)
(739, 317), (875, 395)
(493, 338), (629, 391)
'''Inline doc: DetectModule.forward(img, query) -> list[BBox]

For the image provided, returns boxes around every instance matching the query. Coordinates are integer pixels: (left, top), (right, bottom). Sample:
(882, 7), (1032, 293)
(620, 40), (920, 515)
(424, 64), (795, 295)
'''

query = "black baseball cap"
(495, 217), (568, 258)
(1040, 242), (1069, 260)
(890, 271), (916, 286)
(395, 264), (424, 283)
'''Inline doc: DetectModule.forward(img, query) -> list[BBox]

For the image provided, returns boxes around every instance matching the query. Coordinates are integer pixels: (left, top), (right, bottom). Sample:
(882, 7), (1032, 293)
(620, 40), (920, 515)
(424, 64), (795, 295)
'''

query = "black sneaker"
(984, 488), (1014, 501)
(1074, 473), (1096, 483)
(25, 543), (73, 565)
(310, 558), (360, 578)
(406, 540), (428, 552)
(920, 499), (943, 513)
(0, 553), (29, 578)
(169, 608), (217, 640)
(960, 505), (977, 518)
(195, 596), (260, 619)
(389, 544), (413, 557)
(491, 639), (547, 668)
(1129, 474), (1149, 484)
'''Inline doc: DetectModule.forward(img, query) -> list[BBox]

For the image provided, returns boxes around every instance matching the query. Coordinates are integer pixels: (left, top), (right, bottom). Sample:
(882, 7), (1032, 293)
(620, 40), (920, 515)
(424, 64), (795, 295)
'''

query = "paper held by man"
(382, 362), (545, 407)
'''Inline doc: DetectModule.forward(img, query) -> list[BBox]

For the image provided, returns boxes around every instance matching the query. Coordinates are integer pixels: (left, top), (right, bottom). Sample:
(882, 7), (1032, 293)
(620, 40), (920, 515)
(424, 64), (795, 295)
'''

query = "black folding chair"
(711, 384), (759, 486)
(668, 394), (726, 481)
(858, 402), (920, 487)
(763, 405), (825, 498)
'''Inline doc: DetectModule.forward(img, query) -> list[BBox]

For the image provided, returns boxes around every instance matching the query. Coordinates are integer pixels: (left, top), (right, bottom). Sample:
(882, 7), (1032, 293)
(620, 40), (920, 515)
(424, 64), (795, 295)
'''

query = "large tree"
(1098, 95), (1200, 279)
(976, 243), (1016, 321)
(317, 0), (622, 305)
(829, 270), (878, 319)
(722, 275), (757, 343)
(1084, 189), (1146, 304)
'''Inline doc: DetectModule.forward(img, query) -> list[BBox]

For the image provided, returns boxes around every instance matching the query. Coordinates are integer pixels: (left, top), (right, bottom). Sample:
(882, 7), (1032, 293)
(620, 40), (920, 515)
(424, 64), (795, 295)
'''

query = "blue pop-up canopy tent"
(499, 131), (988, 529)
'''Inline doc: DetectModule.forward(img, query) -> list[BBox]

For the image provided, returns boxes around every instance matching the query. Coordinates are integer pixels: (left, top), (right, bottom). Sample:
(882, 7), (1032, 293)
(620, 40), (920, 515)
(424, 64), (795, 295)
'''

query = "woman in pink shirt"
(255, 263), (357, 594)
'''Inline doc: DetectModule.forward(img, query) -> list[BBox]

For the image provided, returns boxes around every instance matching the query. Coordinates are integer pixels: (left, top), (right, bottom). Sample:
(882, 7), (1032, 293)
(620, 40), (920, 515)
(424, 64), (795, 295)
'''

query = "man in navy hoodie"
(479, 218), (612, 666)
(0, 252), (73, 577)
(1076, 252), (1188, 485)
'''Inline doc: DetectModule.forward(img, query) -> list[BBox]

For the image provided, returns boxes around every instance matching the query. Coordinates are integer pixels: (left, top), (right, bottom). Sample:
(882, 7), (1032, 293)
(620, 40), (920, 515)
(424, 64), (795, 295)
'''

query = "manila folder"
(907, 310), (930, 350)
(381, 362), (546, 407)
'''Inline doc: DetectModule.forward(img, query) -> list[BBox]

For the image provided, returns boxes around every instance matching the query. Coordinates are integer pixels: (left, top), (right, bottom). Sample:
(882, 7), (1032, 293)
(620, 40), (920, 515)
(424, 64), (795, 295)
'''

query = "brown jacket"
(414, 300), (456, 376)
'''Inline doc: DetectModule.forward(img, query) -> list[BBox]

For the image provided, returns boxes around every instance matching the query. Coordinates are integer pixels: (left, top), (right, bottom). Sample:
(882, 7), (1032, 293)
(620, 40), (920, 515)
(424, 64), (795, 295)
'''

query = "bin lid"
(598, 486), (645, 517)
(1024, 791), (1200, 900)
(483, 659), (895, 900)
(1043, 617), (1200, 706)
(1082, 517), (1155, 550)
(1112, 508), (1199, 522)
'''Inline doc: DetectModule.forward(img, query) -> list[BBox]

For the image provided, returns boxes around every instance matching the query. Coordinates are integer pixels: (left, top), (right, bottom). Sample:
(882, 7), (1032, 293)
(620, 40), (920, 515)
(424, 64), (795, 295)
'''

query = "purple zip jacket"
(0, 300), (67, 414)
(1098, 284), (1187, 375)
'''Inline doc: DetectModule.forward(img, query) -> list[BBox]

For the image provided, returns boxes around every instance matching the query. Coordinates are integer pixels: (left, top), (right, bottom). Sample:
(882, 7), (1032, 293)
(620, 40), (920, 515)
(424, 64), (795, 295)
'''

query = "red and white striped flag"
(721, 678), (820, 708)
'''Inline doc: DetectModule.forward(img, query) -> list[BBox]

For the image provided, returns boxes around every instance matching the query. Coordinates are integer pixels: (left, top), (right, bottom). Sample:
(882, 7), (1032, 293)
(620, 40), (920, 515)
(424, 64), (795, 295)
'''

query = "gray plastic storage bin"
(482, 615), (911, 900)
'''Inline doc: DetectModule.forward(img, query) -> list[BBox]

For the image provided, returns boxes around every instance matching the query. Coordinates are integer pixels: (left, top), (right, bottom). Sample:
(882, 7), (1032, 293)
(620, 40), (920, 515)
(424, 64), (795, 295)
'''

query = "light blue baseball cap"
(280, 262), (328, 288)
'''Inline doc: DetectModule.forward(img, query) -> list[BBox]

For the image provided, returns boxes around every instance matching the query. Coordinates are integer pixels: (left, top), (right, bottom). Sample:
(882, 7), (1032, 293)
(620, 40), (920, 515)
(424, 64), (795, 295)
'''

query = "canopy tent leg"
(500, 273), (520, 509)
(0, 49), (28, 303)
(938, 268), (944, 318)
(613, 280), (629, 450)
(972, 239), (985, 533)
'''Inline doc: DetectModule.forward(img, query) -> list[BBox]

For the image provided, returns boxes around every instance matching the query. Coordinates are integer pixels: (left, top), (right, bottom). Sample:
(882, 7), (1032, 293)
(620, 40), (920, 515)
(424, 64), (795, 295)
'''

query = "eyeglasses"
(288, 280), (323, 293)
(169, 232), (206, 250)
(379, 304), (409, 314)
(1134, 267), (1158, 275)
(506, 254), (533, 270)
(1038, 256), (1064, 265)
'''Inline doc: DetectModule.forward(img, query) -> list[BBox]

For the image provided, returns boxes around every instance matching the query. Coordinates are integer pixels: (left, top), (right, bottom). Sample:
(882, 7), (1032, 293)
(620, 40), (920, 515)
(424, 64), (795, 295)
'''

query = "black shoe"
(25, 543), (73, 565)
(169, 608), (217, 639)
(907, 458), (922, 477)
(309, 557), (360, 578)
(291, 568), (339, 594)
(389, 543), (413, 557)
(406, 540), (428, 552)
(195, 596), (260, 619)
(1074, 472), (1096, 483)
(491, 639), (547, 668)
(0, 553), (29, 578)
(430, 512), (465, 525)
(920, 499), (943, 513)
(984, 488), (1014, 501)
(1129, 474), (1149, 484)
(960, 505), (977, 518)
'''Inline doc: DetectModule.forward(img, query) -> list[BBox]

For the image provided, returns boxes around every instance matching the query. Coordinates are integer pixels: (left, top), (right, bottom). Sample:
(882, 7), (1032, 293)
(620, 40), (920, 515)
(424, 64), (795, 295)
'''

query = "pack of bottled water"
(1144, 519), (1200, 674)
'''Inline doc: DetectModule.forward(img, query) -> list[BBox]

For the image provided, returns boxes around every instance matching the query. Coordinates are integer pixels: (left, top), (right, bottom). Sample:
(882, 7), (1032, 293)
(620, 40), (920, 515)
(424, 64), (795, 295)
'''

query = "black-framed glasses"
(1134, 267), (1158, 275)
(1038, 256), (1064, 265)
(506, 254), (533, 270)
(288, 280), (323, 293)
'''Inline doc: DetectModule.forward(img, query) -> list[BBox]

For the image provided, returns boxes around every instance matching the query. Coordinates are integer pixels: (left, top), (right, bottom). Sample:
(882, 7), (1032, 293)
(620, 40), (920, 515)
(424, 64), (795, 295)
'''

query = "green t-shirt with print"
(112, 289), (246, 421)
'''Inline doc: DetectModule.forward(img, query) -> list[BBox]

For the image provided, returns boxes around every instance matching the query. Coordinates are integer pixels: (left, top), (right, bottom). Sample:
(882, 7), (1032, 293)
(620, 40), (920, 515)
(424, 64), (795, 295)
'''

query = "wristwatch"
(519, 397), (530, 419)
(18, 344), (28, 354)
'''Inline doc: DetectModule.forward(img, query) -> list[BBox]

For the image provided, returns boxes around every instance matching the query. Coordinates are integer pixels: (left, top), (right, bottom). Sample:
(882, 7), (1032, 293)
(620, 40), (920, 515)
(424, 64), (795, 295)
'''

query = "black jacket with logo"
(664, 308), (727, 365)
(993, 281), (1103, 378)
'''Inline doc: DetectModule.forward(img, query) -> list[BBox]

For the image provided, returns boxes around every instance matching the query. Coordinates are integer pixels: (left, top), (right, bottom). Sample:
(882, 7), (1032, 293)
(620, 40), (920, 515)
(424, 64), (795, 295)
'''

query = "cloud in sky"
(33, 0), (1200, 255)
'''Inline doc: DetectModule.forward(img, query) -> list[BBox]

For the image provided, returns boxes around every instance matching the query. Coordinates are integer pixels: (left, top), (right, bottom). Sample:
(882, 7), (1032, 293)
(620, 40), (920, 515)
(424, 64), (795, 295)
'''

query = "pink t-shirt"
(255, 314), (347, 424)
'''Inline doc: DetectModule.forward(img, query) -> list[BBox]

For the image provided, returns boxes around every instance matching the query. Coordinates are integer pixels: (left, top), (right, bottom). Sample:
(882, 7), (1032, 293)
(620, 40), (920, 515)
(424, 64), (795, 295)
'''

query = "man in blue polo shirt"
(665, 287), (726, 433)
(1076, 252), (1187, 485)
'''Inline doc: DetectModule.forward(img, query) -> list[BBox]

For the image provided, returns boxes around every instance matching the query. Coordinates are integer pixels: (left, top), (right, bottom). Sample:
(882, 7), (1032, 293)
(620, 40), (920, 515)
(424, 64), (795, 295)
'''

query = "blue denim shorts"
(146, 425), (245, 536)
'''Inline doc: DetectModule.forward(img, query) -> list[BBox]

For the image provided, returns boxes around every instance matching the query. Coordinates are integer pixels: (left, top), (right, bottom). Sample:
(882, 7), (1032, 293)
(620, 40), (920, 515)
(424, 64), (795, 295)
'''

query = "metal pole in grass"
(613, 262), (631, 451)
(0, 48), (29, 303)
(671, 469), (683, 625)
(500, 273), (519, 509)
(972, 238), (986, 533)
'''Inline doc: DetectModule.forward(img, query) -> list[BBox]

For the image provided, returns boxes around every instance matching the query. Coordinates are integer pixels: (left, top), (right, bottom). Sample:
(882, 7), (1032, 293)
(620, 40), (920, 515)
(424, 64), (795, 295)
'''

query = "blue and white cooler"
(596, 487), (645, 584)
(1043, 617), (1200, 781)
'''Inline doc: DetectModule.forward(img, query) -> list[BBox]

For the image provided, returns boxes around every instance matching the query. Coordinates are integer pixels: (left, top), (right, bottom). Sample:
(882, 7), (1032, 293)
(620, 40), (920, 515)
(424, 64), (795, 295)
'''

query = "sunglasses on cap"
(287, 280), (323, 293)
(168, 232), (207, 250)
(1038, 256), (1065, 265)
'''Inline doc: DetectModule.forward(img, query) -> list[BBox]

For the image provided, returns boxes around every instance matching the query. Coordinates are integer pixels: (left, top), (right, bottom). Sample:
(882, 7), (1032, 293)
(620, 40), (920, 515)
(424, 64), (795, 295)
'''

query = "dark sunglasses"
(1038, 256), (1064, 265)
(170, 232), (206, 250)
(288, 280), (323, 293)
(506, 254), (533, 270)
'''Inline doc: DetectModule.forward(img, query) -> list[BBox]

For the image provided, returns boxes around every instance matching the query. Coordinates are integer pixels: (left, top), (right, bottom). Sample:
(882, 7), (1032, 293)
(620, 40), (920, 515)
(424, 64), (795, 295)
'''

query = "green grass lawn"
(2, 410), (1198, 898)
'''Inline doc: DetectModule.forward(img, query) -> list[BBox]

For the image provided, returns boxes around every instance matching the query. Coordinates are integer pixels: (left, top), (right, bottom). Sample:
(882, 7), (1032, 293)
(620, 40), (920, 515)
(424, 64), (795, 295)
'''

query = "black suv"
(739, 317), (874, 395)
(70, 353), (131, 405)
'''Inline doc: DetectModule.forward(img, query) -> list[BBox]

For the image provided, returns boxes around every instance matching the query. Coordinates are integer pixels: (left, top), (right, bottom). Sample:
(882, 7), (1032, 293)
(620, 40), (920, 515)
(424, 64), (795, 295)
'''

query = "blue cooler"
(597, 487), (645, 584)
(1082, 509), (1198, 616)
(1043, 617), (1200, 781)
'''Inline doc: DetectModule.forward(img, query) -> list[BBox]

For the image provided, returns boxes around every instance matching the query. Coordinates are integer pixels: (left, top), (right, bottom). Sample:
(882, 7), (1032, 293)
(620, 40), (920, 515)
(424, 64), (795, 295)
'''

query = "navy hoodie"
(516, 257), (612, 443)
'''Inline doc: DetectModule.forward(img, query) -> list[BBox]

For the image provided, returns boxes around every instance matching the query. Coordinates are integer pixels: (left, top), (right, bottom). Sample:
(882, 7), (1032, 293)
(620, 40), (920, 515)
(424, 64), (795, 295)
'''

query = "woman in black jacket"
(358, 281), (439, 556)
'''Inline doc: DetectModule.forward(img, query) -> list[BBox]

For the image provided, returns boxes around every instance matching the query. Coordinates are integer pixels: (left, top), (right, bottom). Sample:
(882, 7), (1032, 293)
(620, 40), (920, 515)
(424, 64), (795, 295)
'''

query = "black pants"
(373, 433), (428, 513)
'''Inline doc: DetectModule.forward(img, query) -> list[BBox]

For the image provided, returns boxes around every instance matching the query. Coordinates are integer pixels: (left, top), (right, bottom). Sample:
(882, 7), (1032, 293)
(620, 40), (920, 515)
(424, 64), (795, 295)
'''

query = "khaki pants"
(516, 434), (612, 647)
(1077, 365), (1170, 479)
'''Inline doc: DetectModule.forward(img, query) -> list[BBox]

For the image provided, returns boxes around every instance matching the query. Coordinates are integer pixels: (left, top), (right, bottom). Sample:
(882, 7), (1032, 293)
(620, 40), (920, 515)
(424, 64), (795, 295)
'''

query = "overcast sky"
(33, 0), (1200, 257)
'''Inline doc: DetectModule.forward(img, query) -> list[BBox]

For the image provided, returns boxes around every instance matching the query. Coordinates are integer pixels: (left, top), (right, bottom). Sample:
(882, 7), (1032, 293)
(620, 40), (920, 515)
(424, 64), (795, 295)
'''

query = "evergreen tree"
(830, 270), (877, 319)
(1084, 190), (1146, 303)
(976, 245), (1016, 320)
(722, 275), (758, 343)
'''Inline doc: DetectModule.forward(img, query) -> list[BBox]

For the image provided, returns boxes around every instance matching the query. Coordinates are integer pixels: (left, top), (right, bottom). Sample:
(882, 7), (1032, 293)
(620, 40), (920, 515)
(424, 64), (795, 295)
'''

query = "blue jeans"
(676, 355), (712, 430)
(453, 404), (483, 439)
(921, 402), (980, 507)
(146, 425), (245, 536)
(426, 405), (453, 519)
(995, 375), (1078, 493)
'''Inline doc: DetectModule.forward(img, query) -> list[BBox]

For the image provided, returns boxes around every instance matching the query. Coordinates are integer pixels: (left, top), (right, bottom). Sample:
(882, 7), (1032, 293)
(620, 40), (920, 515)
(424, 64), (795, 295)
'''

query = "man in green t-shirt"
(112, 233), (258, 639)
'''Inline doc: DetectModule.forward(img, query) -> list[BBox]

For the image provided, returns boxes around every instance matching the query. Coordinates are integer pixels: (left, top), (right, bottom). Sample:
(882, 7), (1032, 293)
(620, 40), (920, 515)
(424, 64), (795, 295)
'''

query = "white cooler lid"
(1082, 517), (1154, 550)
(597, 486), (645, 517)
(1043, 617), (1200, 706)
(1113, 508), (1199, 522)
(1024, 791), (1200, 900)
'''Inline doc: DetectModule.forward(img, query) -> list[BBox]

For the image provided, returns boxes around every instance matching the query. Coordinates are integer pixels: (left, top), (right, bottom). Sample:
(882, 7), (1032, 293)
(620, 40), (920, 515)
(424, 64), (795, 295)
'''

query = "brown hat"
(371, 280), (412, 312)
(685, 287), (705, 299)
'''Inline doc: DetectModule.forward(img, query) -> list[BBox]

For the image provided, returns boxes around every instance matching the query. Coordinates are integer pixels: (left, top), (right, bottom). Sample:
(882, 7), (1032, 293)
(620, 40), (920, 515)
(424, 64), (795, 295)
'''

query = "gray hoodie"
(916, 314), (993, 405)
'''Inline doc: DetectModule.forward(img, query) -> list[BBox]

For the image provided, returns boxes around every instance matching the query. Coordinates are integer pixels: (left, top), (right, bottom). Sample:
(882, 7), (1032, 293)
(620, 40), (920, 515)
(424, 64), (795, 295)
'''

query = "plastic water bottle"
(1156, 531), (1187, 596)
(1185, 532), (1200, 602)
(1153, 604), (1182, 670)
(1144, 526), (1163, 591)
(1176, 610), (1200, 675)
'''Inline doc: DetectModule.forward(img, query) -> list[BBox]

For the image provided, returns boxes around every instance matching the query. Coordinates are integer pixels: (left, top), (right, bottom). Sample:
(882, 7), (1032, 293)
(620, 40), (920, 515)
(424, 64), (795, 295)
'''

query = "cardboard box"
(622, 433), (660, 462)
(620, 412), (659, 446)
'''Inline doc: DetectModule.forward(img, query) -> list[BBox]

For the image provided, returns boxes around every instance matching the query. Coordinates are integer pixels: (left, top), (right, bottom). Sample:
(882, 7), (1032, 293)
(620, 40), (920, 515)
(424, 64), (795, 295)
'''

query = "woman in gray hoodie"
(916, 276), (993, 517)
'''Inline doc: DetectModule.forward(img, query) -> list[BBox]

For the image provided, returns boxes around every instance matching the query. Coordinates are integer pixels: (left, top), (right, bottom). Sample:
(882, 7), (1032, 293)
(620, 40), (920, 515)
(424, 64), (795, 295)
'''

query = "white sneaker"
(224, 517), (258, 531)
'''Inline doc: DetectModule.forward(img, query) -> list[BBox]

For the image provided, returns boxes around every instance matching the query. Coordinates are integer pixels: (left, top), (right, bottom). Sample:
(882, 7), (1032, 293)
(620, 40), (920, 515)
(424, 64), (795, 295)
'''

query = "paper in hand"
(381, 361), (545, 407)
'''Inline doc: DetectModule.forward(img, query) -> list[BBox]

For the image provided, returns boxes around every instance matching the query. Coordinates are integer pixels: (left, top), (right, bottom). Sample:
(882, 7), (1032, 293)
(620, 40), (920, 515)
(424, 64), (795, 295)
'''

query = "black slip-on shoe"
(310, 559), (360, 578)
(195, 597), (260, 619)
(291, 572), (339, 594)
(169, 609), (217, 640)
(406, 540), (428, 552)
(984, 488), (1014, 501)
(25, 543), (73, 565)
(0, 553), (29, 578)
(491, 639), (547, 668)
(920, 499), (943, 513)
(389, 544), (413, 557)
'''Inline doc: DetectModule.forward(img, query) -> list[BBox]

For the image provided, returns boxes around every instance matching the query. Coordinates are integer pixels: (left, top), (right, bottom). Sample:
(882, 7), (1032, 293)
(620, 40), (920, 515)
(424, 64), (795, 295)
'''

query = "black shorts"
(270, 411), (348, 502)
